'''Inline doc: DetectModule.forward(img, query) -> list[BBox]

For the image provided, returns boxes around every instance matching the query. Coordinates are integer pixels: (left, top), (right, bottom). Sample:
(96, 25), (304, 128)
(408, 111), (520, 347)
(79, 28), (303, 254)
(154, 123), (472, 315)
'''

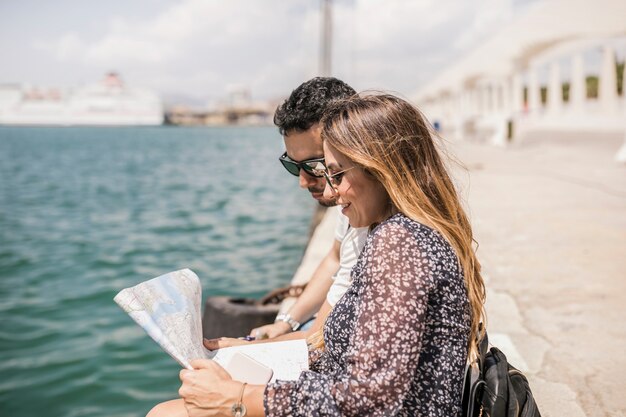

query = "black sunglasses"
(278, 152), (326, 178)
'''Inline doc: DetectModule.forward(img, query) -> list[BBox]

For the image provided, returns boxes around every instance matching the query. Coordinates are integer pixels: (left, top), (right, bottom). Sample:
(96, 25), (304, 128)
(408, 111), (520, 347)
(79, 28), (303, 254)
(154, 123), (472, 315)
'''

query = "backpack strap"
(464, 324), (489, 417)
(476, 324), (489, 372)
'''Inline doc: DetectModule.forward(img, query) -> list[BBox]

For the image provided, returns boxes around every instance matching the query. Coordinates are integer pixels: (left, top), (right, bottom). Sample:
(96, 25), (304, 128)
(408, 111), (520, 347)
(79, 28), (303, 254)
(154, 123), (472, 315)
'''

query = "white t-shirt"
(326, 207), (369, 306)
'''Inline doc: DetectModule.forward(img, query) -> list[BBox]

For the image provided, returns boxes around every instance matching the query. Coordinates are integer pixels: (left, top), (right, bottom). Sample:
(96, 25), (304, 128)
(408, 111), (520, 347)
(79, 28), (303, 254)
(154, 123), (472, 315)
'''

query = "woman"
(148, 93), (485, 417)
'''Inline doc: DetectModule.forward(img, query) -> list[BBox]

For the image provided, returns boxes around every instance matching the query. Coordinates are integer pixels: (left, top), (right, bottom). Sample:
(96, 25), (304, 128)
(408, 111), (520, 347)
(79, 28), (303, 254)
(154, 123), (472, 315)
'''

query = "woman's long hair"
(317, 93), (485, 356)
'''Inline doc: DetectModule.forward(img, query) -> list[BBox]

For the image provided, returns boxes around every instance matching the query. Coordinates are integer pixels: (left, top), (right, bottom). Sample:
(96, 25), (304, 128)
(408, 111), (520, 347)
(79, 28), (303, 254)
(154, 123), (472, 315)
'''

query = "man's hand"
(179, 359), (240, 417)
(203, 337), (249, 350)
(249, 321), (292, 339)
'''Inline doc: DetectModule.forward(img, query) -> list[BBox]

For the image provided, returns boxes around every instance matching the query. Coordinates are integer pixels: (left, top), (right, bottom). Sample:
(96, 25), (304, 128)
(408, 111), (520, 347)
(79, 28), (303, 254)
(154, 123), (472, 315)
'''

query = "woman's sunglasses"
(323, 166), (355, 188)
(278, 152), (326, 178)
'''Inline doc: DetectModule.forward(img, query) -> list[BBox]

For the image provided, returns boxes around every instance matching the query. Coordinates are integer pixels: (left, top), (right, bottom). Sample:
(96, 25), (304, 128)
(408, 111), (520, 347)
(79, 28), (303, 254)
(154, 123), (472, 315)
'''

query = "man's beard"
(309, 186), (336, 207)
(317, 198), (337, 207)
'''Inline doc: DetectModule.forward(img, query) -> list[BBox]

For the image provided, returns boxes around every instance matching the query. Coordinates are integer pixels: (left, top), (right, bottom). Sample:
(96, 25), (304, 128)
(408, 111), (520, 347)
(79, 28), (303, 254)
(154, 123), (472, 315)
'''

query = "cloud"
(29, 0), (517, 102)
(453, 0), (513, 50)
(86, 36), (169, 64)
(66, 0), (322, 99)
(343, 0), (461, 50)
(82, 0), (308, 65)
(332, 0), (475, 92)
(33, 32), (86, 61)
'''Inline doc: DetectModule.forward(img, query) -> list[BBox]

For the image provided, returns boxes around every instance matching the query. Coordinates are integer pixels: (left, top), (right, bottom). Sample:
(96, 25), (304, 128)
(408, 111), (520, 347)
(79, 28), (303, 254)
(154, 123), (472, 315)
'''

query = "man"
(147, 77), (369, 417)
(209, 77), (368, 346)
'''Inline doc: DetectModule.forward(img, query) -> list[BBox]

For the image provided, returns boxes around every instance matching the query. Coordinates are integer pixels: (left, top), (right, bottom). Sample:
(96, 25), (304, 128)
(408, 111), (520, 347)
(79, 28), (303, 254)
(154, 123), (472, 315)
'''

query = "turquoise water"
(0, 126), (314, 417)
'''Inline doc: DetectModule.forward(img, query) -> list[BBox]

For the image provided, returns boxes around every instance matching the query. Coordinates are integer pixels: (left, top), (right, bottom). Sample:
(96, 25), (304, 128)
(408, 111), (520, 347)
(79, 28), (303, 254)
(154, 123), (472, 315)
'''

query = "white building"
(412, 0), (626, 162)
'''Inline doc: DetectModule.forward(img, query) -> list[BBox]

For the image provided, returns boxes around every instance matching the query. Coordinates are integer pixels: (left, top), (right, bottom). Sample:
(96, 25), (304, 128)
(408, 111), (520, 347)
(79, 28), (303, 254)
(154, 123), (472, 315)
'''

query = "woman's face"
(322, 142), (390, 228)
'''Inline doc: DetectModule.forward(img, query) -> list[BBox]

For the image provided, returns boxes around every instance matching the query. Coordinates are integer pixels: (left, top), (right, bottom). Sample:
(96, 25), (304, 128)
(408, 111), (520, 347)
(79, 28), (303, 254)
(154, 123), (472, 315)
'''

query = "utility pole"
(320, 0), (332, 76)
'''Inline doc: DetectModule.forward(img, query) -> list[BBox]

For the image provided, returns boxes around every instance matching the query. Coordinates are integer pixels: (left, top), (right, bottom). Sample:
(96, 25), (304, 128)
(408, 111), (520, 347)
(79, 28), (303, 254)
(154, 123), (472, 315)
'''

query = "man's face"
(283, 123), (336, 207)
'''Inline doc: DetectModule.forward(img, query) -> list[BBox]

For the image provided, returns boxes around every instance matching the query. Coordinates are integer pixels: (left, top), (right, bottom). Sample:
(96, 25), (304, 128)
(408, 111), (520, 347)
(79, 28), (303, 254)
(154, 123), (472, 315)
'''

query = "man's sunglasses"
(279, 152), (326, 178)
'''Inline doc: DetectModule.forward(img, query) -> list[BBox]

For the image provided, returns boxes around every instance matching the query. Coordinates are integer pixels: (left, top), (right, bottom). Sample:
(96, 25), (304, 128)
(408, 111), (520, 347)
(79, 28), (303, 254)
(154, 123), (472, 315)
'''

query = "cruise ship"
(0, 73), (163, 126)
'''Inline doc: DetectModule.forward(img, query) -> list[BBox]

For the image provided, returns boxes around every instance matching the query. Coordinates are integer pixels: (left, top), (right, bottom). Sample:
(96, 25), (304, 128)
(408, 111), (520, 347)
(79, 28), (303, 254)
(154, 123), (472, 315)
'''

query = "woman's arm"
(146, 360), (267, 417)
(179, 359), (266, 417)
(265, 222), (434, 416)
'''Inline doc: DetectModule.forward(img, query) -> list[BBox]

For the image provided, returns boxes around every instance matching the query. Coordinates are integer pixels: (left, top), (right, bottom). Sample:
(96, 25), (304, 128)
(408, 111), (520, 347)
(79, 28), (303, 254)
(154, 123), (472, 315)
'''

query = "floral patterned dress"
(264, 213), (471, 416)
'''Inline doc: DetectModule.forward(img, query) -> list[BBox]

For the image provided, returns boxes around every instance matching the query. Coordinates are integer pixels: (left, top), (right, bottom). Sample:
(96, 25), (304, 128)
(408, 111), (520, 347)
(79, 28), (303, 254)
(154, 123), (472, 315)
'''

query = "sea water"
(0, 126), (314, 417)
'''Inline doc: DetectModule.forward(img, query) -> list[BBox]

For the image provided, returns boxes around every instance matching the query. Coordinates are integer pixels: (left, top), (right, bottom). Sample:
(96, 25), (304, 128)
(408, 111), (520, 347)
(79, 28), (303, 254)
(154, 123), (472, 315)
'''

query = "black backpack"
(462, 332), (541, 417)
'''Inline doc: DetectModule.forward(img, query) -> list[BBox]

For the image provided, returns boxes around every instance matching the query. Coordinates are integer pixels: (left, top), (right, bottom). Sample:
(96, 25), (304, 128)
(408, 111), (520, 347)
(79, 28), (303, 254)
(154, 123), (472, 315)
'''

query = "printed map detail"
(114, 269), (206, 369)
(114, 268), (309, 382)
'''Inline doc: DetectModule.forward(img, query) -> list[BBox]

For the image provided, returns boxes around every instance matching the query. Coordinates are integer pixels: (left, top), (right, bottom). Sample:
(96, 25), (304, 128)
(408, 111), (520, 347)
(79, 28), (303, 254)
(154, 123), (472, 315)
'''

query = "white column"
(471, 87), (478, 114)
(438, 95), (446, 123)
(599, 45), (618, 113)
(493, 83), (503, 112)
(527, 67), (541, 115)
(494, 80), (509, 146)
(472, 88), (480, 116)
(442, 94), (450, 124)
(461, 90), (470, 118)
(482, 84), (491, 114)
(456, 92), (464, 116)
(502, 78), (512, 114)
(547, 61), (562, 114)
(569, 53), (585, 113)
(483, 84), (490, 113)
(489, 83), (499, 113)
(512, 73), (523, 114)
(460, 90), (470, 139)
(452, 92), (463, 140)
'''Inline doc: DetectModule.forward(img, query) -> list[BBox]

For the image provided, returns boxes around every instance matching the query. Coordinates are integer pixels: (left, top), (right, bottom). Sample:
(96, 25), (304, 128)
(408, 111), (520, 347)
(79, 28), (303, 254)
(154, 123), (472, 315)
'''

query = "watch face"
(231, 403), (247, 417)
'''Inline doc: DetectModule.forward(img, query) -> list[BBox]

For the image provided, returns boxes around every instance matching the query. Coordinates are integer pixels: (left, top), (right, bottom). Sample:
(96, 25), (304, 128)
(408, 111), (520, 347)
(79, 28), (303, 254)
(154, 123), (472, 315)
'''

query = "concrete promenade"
(449, 131), (626, 417)
(295, 130), (625, 416)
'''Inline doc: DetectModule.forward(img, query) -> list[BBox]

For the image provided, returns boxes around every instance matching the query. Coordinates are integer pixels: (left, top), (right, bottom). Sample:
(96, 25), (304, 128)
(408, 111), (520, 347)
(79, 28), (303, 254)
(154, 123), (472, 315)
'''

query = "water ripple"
(0, 126), (314, 417)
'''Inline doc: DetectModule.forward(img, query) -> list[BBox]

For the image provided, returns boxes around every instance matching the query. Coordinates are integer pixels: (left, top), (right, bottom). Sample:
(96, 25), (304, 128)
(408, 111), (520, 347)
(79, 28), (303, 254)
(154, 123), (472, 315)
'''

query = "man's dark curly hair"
(274, 77), (356, 136)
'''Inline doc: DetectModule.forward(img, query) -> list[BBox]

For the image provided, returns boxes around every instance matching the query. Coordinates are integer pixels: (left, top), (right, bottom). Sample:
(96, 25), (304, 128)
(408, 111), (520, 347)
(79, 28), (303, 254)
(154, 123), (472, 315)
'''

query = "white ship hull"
(0, 108), (164, 126)
(0, 73), (164, 126)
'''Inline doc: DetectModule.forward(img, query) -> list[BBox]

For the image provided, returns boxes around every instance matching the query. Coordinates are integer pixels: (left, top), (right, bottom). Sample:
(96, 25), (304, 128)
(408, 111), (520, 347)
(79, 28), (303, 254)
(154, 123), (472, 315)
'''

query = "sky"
(0, 0), (540, 107)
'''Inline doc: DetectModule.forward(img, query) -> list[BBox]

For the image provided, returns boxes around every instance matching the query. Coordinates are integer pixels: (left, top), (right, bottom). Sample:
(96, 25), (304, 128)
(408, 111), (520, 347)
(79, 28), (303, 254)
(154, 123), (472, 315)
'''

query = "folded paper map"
(114, 268), (308, 382)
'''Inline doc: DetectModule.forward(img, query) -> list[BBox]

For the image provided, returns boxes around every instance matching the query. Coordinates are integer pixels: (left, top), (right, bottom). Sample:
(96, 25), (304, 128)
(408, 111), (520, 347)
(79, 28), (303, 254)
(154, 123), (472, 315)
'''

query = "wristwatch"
(275, 313), (300, 331)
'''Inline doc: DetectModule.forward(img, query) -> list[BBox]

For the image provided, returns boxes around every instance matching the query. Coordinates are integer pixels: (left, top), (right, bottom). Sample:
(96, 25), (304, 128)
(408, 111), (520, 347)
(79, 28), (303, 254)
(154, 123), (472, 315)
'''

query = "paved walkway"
(449, 131), (626, 417)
